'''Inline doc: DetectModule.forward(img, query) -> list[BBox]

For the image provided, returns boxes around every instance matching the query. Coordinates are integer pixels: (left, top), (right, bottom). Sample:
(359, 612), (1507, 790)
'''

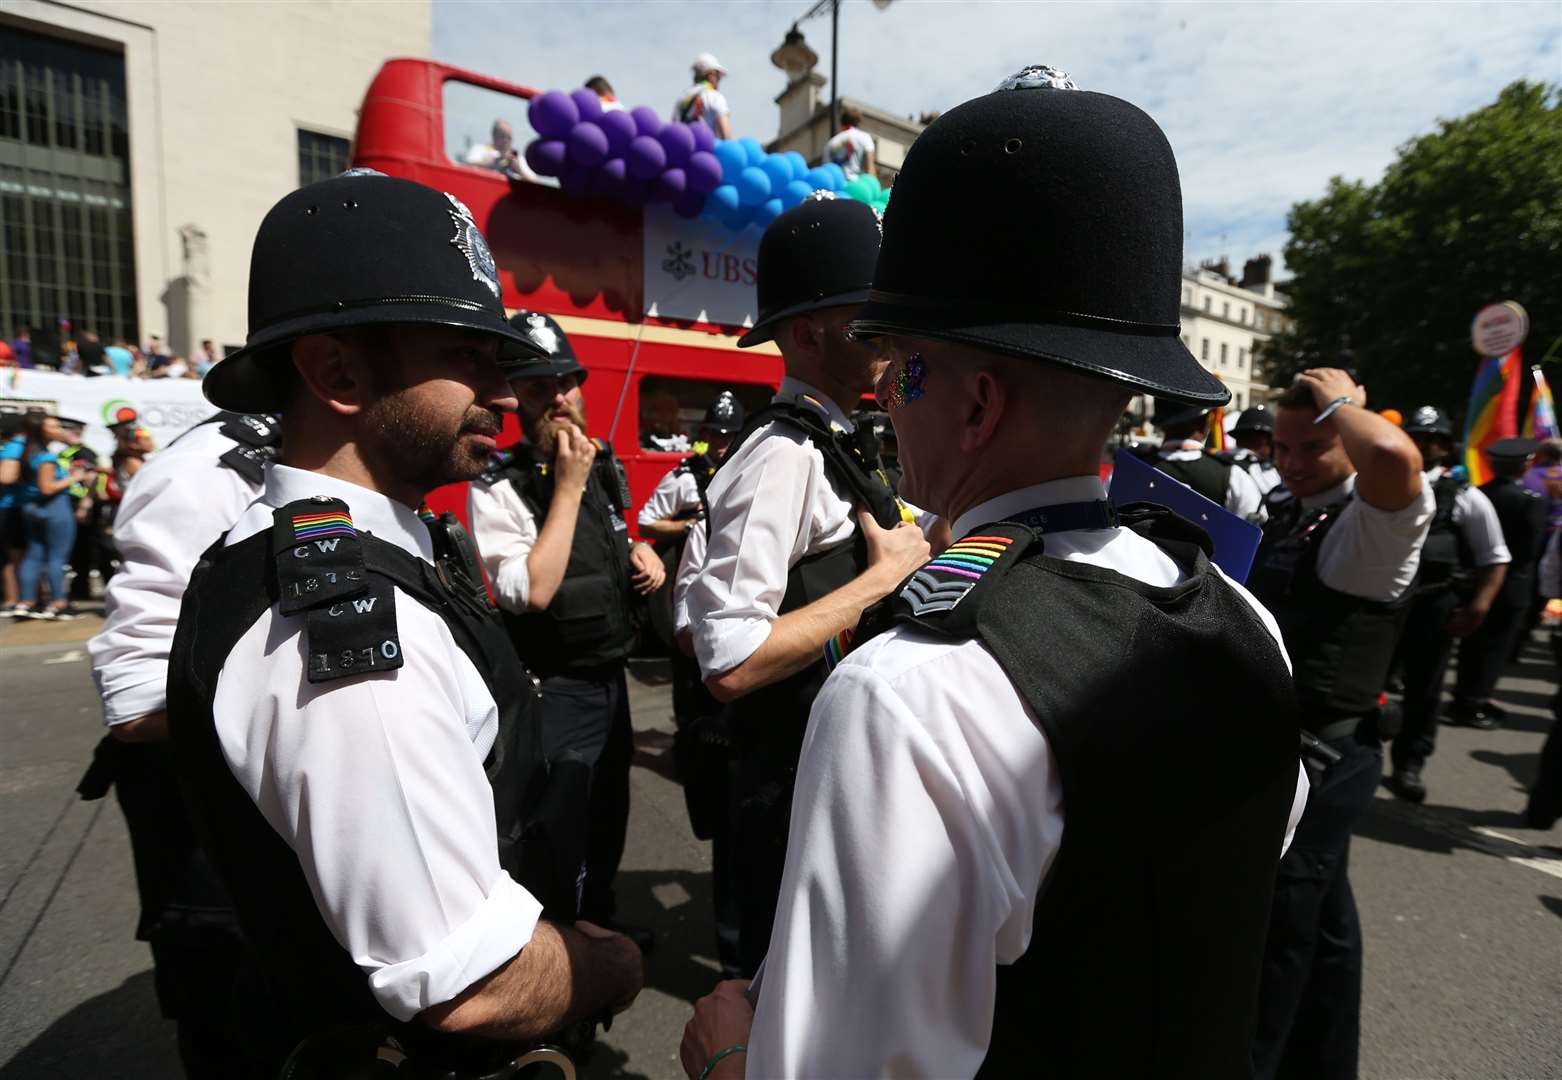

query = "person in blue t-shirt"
(10, 412), (83, 619)
(0, 412), (27, 612)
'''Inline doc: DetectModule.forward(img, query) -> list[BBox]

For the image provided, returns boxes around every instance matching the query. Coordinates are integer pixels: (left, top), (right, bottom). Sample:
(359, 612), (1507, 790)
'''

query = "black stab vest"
(1155, 450), (1232, 505)
(1482, 476), (1548, 605)
(854, 509), (1299, 1079)
(1418, 472), (1475, 585)
(1247, 491), (1411, 719)
(167, 505), (582, 1073)
(497, 442), (636, 678)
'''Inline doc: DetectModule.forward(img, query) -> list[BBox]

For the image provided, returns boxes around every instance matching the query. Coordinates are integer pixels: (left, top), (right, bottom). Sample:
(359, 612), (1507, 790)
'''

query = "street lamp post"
(795, 0), (893, 141)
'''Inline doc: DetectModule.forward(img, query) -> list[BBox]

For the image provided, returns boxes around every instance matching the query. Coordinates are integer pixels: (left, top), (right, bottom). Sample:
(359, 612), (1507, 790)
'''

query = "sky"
(432, 0), (1562, 274)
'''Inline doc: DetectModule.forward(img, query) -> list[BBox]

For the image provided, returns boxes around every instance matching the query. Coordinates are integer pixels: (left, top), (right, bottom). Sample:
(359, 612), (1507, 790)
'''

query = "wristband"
(1313, 396), (1354, 425)
(699, 1044), (747, 1080)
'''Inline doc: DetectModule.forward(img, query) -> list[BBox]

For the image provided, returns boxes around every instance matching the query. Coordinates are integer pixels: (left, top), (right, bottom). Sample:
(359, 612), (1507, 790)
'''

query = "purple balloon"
(685, 151), (722, 195)
(524, 138), (568, 177)
(657, 122), (696, 168)
(529, 90), (578, 138)
(626, 135), (667, 180)
(560, 164), (591, 197)
(689, 122), (716, 154)
(570, 86), (603, 123)
(589, 157), (628, 198)
(630, 105), (662, 139)
(673, 189), (706, 220)
(654, 167), (687, 202)
(598, 109), (638, 157)
(566, 121), (610, 168)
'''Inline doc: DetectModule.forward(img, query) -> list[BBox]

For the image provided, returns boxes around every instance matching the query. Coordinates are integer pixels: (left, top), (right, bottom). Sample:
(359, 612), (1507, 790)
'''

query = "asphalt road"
(1, 612), (1558, 1080)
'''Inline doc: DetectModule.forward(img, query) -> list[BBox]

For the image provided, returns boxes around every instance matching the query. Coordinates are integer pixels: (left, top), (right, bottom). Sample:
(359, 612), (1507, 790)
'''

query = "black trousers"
(1393, 589), (1459, 771)
(68, 504), (115, 599)
(1454, 599), (1530, 706)
(1253, 731), (1382, 1080)
(538, 668), (632, 922)
(1530, 633), (1562, 828)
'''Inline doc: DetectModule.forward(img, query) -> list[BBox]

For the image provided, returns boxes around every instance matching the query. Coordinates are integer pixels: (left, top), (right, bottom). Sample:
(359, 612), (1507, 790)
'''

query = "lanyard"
(1001, 499), (1118, 534)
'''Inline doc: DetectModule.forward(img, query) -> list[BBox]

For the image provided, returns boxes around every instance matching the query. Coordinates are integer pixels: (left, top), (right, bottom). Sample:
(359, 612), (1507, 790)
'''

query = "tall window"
(1240, 307), (1249, 324)
(0, 26), (138, 360)
(1222, 301), (1231, 319)
(1202, 296), (1211, 313)
(1200, 338), (1210, 361)
(298, 129), (350, 187)
(1219, 342), (1228, 365)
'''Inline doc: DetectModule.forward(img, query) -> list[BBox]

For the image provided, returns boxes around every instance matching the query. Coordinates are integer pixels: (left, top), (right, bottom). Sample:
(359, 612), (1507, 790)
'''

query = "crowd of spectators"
(1, 326), (220, 380)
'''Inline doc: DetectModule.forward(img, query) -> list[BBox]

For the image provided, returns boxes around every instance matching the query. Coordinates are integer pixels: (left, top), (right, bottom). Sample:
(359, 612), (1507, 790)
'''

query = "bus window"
(637, 376), (772, 452)
(442, 80), (546, 184)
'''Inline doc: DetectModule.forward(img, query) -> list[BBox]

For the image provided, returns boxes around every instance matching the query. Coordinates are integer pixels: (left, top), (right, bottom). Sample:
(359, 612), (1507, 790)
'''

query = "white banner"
(642, 206), (763, 328)
(1, 369), (217, 457)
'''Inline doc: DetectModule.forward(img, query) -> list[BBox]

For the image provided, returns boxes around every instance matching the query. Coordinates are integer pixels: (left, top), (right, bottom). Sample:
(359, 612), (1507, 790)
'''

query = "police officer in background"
(1451, 436), (1549, 725)
(468, 309), (665, 951)
(167, 173), (642, 1077)
(686, 192), (930, 977)
(682, 66), (1306, 1079)
(1231, 404), (1283, 495)
(1152, 398), (1265, 521)
(1249, 374), (1433, 1079)
(638, 390), (746, 546)
(1383, 406), (1510, 803)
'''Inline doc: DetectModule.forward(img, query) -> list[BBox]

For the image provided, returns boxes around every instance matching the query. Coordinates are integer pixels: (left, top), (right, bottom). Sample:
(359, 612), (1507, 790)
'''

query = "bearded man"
(468, 310), (665, 953)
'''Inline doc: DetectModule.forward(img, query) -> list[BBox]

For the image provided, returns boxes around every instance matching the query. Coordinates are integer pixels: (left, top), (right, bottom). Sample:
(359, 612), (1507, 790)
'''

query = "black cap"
(204, 170), (546, 412)
(701, 390), (745, 434)
(1403, 405), (1455, 438)
(737, 194), (882, 348)
(1153, 398), (1213, 432)
(1486, 436), (1538, 463)
(1232, 405), (1274, 435)
(849, 66), (1227, 406)
(501, 310), (587, 383)
(55, 416), (88, 430)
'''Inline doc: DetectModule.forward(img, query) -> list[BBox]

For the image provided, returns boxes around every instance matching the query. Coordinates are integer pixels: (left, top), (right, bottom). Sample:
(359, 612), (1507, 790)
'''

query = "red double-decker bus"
(352, 58), (785, 526)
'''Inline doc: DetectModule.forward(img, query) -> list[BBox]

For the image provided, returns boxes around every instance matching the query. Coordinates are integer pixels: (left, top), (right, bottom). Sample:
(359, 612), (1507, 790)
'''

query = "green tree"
(1264, 81), (1562, 416)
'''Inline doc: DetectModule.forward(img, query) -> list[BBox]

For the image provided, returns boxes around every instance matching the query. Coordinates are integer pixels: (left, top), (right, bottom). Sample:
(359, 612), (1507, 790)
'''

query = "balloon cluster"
(525, 87), (891, 231)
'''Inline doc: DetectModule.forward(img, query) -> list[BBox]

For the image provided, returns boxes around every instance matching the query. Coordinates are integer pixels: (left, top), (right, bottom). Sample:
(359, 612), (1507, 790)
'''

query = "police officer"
(1248, 375), (1433, 1078)
(1231, 404), (1283, 495)
(637, 390), (746, 545)
(681, 66), (1306, 1080)
(467, 309), (665, 951)
(1380, 405), (1511, 803)
(166, 172), (642, 1078)
(82, 406), (280, 1075)
(685, 192), (930, 977)
(1152, 398), (1265, 521)
(1451, 436), (1548, 724)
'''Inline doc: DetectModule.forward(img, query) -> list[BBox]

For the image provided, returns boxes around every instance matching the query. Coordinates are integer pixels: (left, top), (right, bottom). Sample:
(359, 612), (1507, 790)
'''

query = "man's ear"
(290, 334), (369, 417)
(962, 368), (1007, 453)
(786, 316), (822, 359)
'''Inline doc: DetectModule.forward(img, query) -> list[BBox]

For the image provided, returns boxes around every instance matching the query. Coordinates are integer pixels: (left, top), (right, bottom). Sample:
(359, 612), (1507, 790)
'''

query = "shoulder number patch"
(305, 575), (403, 684)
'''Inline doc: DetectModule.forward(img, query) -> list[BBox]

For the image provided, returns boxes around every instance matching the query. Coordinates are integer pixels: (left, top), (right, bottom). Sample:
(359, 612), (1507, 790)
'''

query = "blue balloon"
(821, 162), (847, 189)
(738, 136), (765, 167)
(735, 166), (771, 207)
(713, 140), (748, 184)
(784, 151), (809, 181)
(706, 184), (741, 216)
(721, 200), (755, 231)
(759, 155), (793, 195)
(781, 179), (813, 208)
(755, 197), (785, 227)
(804, 166), (835, 191)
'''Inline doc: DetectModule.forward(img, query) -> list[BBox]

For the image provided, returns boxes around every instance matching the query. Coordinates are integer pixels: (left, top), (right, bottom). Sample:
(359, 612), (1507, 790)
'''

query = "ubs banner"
(641, 206), (763, 329)
(1, 370), (216, 457)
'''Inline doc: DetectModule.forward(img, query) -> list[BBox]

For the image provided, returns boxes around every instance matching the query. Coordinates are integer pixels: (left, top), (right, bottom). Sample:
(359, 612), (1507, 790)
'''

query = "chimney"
(1240, 254), (1273, 289)
(1199, 255), (1233, 282)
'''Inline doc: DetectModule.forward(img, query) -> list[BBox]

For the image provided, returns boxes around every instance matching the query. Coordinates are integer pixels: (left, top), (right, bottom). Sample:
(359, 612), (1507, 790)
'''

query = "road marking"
(42, 649), (84, 665)
(1375, 801), (1562, 882)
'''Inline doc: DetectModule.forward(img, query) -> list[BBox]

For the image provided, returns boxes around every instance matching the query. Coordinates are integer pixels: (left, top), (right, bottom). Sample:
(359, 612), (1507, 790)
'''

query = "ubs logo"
(662, 242), (696, 282)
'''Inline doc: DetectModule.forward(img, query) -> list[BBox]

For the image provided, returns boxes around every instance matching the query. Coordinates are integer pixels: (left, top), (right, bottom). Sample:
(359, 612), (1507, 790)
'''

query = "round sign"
(1471, 301), (1529, 356)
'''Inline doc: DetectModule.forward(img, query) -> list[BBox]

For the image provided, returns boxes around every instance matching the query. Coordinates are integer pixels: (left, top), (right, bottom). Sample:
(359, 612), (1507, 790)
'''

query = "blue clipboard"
(1109, 448), (1263, 583)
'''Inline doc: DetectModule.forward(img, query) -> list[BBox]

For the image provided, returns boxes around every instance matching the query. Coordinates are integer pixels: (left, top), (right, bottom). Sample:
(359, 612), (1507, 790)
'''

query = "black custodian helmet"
(701, 390), (745, 434)
(203, 170), (545, 412)
(850, 66), (1227, 406)
(1402, 405), (1455, 438)
(501, 309), (588, 383)
(1232, 406), (1275, 435)
(737, 194), (882, 349)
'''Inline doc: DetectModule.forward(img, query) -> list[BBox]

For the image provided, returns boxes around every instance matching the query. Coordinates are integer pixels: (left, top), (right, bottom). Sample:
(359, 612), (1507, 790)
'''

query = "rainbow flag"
(1523, 366), (1557, 440)
(1206, 405), (1227, 452)
(1463, 347), (1522, 485)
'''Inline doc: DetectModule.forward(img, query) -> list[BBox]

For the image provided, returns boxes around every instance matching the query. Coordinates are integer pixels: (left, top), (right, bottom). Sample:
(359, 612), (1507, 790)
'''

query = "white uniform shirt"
(468, 467), (542, 614)
(673, 519), (708, 638)
(685, 377), (860, 678)
(746, 476), (1310, 1078)
(1302, 472), (1439, 601)
(1159, 439), (1266, 522)
(1428, 466), (1511, 567)
(637, 465), (702, 529)
(1232, 448), (1283, 496)
(212, 466), (541, 1021)
(89, 420), (262, 725)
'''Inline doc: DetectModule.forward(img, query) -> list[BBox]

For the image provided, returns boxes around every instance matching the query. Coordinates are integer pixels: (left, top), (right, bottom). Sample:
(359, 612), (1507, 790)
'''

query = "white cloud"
(433, 0), (1561, 273)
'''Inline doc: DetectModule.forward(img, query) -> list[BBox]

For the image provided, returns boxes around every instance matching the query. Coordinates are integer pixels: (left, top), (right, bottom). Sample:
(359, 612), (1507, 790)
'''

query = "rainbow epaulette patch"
(823, 625), (855, 671)
(417, 505), (437, 525)
(291, 509), (356, 542)
(900, 534), (1015, 615)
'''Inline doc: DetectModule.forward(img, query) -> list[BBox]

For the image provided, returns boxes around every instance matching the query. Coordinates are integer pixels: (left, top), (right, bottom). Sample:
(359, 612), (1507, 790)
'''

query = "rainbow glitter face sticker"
(887, 352), (927, 409)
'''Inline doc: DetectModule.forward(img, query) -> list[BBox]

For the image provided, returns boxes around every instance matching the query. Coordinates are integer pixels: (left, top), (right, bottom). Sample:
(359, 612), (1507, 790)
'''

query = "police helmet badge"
(1412, 406), (1440, 428)
(444, 192), (501, 299)
(996, 64), (1079, 92)
(525, 312), (559, 355)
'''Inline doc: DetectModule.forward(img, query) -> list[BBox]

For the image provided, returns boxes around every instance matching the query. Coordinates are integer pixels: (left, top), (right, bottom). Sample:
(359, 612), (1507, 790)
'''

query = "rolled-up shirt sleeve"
(672, 520), (708, 637)
(637, 469), (696, 528)
(687, 432), (815, 677)
(89, 425), (260, 725)
(468, 477), (538, 615)
(212, 592), (540, 1020)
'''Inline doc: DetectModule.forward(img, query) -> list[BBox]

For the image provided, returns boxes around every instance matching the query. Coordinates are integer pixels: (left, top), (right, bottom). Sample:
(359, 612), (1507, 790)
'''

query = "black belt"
(1307, 716), (1366, 742)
